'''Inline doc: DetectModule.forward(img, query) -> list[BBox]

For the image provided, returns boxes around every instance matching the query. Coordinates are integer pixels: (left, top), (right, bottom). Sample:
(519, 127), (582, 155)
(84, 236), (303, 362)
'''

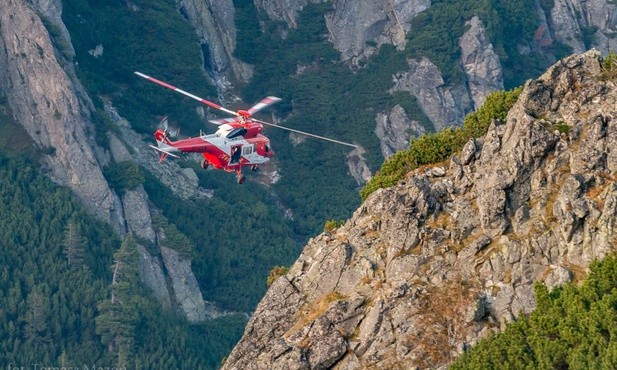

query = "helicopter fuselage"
(155, 122), (272, 173)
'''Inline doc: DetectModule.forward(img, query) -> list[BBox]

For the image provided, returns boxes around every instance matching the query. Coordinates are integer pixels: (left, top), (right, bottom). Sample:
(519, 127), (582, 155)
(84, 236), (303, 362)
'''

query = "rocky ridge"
(222, 50), (617, 369)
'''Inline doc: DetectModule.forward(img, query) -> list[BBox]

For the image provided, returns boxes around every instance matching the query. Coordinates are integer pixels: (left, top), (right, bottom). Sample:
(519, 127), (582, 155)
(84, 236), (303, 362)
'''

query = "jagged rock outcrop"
(254, 0), (308, 28)
(0, 0), (117, 223)
(137, 244), (172, 310)
(375, 104), (427, 158)
(160, 244), (208, 322)
(392, 57), (469, 131)
(255, 0), (430, 66)
(325, 0), (430, 65)
(29, 0), (76, 60)
(178, 0), (253, 85)
(545, 0), (617, 54)
(346, 146), (372, 186)
(459, 16), (504, 110)
(122, 186), (157, 243)
(223, 50), (617, 369)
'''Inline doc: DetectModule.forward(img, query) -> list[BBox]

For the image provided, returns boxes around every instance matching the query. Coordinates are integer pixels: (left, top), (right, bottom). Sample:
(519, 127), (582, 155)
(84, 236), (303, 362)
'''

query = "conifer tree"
(63, 218), (87, 268)
(95, 234), (140, 368)
(22, 285), (48, 343)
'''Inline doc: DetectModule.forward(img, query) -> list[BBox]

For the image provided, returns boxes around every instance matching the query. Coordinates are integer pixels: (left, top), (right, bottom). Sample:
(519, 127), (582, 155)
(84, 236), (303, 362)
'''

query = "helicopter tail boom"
(148, 144), (180, 163)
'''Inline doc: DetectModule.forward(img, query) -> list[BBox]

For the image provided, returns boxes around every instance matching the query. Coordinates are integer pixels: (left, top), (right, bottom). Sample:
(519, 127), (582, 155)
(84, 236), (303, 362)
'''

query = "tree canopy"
(452, 255), (617, 369)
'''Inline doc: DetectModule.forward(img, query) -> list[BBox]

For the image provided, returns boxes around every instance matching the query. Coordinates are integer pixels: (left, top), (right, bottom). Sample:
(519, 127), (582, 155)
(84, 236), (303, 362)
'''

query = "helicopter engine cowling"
(226, 127), (248, 139)
(240, 122), (263, 139)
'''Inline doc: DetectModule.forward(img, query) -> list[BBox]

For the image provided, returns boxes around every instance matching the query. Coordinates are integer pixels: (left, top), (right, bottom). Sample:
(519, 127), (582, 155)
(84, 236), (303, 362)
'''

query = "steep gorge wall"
(0, 0), (219, 322)
(0, 0), (117, 224)
(222, 50), (617, 369)
(178, 0), (254, 87)
(546, 0), (617, 54)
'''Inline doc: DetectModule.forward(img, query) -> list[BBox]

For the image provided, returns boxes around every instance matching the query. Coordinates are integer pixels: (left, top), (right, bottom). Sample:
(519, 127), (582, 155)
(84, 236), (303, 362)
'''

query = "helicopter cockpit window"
(265, 144), (270, 152)
(242, 145), (254, 155)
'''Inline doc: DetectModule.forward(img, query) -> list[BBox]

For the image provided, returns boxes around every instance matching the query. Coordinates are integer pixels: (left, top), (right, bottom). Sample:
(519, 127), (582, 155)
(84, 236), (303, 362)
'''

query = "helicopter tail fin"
(154, 128), (173, 147)
(152, 129), (179, 162)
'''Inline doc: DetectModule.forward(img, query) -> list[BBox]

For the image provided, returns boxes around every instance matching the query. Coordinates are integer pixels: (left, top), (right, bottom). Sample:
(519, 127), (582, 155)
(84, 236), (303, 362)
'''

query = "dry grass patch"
(286, 291), (349, 338)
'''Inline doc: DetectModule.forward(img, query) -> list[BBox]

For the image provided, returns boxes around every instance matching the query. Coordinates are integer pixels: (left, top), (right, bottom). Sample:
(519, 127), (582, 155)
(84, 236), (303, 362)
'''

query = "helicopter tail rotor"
(158, 115), (180, 139)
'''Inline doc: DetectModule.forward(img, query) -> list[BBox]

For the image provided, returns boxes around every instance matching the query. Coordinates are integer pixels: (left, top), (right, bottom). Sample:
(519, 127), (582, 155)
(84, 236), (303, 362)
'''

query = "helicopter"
(134, 71), (357, 184)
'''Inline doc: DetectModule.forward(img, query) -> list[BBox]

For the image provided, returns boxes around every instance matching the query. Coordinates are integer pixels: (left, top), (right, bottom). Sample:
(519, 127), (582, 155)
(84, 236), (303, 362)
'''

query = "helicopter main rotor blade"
(134, 72), (238, 117)
(247, 96), (282, 115)
(253, 118), (357, 148)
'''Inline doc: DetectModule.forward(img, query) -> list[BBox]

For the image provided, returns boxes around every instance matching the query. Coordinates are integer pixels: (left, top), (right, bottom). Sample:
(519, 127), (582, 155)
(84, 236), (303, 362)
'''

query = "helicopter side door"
(229, 144), (243, 165)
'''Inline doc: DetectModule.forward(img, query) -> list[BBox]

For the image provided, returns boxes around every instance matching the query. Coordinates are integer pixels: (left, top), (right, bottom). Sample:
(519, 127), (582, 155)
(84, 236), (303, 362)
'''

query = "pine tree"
(95, 234), (141, 367)
(63, 218), (87, 268)
(22, 286), (48, 343)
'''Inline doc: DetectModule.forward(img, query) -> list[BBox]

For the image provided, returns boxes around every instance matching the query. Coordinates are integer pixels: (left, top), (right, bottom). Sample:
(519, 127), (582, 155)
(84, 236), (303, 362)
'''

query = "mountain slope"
(2, 0), (617, 367)
(222, 49), (617, 369)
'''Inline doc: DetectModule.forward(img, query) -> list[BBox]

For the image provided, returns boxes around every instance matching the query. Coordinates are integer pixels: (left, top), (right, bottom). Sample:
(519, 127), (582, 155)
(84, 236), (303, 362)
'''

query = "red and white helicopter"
(134, 72), (356, 184)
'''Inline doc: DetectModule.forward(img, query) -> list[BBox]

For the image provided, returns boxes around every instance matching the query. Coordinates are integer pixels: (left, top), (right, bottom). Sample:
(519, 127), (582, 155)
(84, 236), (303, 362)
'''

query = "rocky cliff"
(326, 0), (430, 65)
(222, 50), (617, 369)
(0, 0), (118, 224)
(546, 0), (617, 54)
(178, 0), (254, 87)
(0, 0), (222, 323)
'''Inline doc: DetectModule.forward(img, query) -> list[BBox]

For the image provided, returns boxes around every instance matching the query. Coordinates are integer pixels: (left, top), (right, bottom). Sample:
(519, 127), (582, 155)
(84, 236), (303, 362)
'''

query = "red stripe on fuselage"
(172, 137), (219, 153)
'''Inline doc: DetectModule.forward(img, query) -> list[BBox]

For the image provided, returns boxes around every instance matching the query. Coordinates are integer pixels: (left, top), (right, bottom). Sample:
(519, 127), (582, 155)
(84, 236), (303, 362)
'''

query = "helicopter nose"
(264, 143), (273, 157)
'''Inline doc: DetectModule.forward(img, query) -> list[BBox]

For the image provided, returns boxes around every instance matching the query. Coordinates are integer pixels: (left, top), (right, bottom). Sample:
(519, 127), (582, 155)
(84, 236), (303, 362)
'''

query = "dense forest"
(0, 132), (244, 368)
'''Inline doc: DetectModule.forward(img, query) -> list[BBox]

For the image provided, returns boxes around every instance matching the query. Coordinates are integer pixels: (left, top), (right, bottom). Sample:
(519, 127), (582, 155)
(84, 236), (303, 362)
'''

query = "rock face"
(545, 0), (617, 54)
(375, 104), (427, 158)
(223, 50), (617, 369)
(459, 16), (504, 110)
(29, 0), (76, 60)
(122, 186), (157, 243)
(392, 57), (469, 131)
(178, 0), (253, 85)
(137, 244), (172, 310)
(0, 0), (116, 223)
(346, 146), (372, 186)
(326, 0), (431, 65)
(254, 0), (308, 28)
(160, 245), (208, 322)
